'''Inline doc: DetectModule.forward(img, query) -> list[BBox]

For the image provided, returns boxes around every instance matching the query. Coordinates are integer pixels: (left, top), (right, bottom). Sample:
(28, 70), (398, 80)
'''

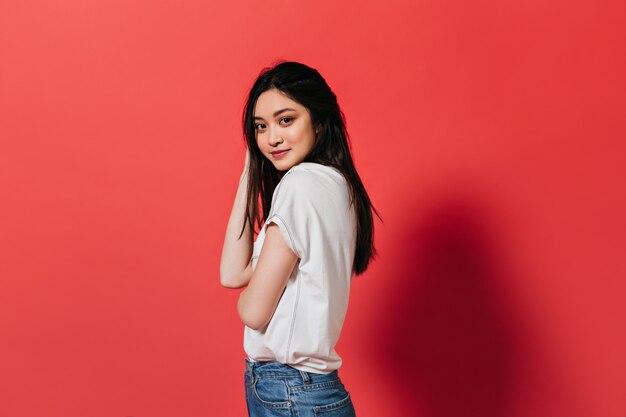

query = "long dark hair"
(240, 61), (382, 275)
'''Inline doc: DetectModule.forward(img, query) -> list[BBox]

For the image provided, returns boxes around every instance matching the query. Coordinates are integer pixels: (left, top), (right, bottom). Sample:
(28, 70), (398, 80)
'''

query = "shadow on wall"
(372, 196), (521, 417)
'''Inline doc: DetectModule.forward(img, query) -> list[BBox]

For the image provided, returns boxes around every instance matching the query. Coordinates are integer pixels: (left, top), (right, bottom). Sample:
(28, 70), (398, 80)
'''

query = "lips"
(270, 150), (289, 157)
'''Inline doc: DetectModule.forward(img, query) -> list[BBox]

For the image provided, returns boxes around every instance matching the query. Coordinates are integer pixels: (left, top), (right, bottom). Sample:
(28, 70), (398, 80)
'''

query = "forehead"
(254, 89), (305, 116)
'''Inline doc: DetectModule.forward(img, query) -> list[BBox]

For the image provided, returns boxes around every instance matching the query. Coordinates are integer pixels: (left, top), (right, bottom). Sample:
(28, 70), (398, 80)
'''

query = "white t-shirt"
(243, 162), (357, 374)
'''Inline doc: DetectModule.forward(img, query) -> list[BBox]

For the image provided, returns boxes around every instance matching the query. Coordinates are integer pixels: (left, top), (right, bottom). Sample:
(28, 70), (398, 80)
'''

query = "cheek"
(255, 135), (266, 150)
(286, 127), (308, 144)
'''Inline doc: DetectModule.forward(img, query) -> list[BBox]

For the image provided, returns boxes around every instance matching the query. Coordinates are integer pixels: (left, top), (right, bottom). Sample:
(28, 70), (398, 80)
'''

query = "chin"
(273, 162), (295, 172)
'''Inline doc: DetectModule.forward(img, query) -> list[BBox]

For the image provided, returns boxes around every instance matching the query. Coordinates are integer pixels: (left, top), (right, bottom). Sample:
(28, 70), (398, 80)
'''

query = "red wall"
(1, 1), (624, 416)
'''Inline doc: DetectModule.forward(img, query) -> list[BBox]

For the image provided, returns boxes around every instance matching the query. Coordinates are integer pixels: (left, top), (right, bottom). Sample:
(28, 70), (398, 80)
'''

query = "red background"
(1, 0), (625, 416)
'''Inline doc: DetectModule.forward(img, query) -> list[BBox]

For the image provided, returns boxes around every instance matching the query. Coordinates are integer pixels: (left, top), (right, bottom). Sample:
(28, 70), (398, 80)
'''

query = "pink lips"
(271, 150), (289, 158)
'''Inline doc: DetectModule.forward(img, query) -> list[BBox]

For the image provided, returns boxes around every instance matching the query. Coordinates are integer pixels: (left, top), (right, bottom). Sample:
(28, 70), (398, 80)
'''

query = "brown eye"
(279, 117), (294, 124)
(255, 123), (266, 130)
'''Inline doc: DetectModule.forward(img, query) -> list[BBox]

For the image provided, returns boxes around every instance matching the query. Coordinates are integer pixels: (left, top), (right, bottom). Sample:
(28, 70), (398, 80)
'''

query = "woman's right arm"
(219, 151), (255, 289)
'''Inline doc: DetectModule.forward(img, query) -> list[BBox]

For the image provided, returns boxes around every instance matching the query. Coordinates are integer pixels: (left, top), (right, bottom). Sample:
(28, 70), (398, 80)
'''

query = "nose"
(269, 128), (283, 146)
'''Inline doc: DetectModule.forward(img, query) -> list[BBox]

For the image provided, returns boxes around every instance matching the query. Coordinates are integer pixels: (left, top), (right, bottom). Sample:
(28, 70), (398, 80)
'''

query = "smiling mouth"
(271, 150), (289, 157)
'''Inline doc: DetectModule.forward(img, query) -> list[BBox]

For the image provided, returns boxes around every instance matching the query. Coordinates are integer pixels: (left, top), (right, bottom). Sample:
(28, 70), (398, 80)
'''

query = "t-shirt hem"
(244, 355), (339, 375)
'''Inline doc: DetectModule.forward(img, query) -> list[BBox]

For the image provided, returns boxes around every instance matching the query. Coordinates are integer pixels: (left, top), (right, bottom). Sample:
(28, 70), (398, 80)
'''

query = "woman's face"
(253, 88), (316, 172)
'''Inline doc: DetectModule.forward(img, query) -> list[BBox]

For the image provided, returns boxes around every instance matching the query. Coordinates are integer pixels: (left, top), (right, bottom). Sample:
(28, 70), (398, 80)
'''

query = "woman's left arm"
(237, 223), (298, 331)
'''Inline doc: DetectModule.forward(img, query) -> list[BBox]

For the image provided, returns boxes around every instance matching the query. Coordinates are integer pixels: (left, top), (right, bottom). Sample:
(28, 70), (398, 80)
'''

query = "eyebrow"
(253, 108), (297, 120)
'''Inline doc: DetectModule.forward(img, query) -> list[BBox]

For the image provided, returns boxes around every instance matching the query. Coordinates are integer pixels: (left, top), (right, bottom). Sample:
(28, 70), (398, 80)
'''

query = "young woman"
(220, 61), (380, 417)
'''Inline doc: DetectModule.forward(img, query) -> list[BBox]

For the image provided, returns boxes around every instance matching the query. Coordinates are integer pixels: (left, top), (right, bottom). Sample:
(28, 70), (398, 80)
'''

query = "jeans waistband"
(244, 358), (337, 385)
(245, 358), (301, 375)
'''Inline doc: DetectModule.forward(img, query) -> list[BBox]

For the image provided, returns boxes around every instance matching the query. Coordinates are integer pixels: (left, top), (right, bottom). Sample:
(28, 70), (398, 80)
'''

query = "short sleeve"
(265, 171), (322, 259)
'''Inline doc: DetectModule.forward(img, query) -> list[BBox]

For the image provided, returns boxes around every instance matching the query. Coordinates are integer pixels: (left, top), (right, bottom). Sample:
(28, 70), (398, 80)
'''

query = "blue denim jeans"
(244, 358), (357, 417)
